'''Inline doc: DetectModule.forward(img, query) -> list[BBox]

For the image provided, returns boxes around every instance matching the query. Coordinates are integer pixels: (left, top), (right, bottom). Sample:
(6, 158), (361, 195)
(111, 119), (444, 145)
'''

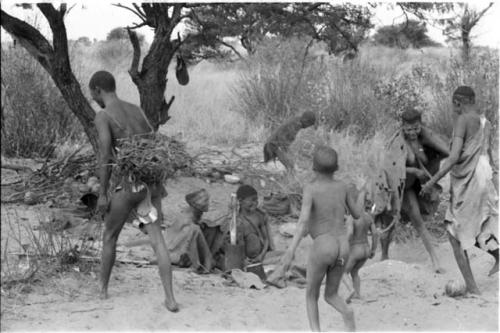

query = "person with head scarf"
(263, 111), (317, 172)
(421, 86), (499, 293)
(163, 189), (215, 273)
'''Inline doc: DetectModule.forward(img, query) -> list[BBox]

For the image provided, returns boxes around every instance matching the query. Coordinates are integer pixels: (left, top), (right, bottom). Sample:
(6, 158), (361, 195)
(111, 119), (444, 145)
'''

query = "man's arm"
(422, 116), (466, 192)
(257, 217), (270, 261)
(420, 126), (450, 158)
(95, 113), (113, 203)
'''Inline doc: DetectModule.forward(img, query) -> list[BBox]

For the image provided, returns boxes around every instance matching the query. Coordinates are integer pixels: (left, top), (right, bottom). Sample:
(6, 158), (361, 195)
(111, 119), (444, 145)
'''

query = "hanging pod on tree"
(175, 55), (189, 86)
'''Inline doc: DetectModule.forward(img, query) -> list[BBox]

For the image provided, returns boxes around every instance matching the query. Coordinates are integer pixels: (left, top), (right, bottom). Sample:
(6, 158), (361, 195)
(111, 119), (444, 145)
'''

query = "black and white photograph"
(1, 1), (498, 331)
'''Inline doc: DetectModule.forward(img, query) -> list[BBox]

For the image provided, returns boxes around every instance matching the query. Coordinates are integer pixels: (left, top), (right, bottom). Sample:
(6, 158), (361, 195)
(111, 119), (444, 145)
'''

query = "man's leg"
(324, 264), (355, 331)
(193, 227), (214, 271)
(306, 247), (329, 332)
(448, 231), (480, 294)
(147, 190), (179, 312)
(100, 190), (146, 299)
(403, 189), (444, 273)
(348, 258), (367, 302)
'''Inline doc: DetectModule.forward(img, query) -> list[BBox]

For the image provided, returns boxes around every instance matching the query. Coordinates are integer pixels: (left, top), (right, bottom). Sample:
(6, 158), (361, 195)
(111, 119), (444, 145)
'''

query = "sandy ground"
(1, 176), (498, 331)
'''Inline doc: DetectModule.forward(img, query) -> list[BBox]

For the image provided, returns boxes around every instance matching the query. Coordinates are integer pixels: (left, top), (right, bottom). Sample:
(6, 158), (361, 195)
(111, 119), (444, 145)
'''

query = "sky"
(1, 1), (499, 48)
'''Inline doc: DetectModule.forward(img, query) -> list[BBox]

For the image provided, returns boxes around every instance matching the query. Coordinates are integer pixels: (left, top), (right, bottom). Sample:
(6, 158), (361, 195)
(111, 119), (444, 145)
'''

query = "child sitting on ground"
(344, 184), (378, 303)
(278, 146), (361, 331)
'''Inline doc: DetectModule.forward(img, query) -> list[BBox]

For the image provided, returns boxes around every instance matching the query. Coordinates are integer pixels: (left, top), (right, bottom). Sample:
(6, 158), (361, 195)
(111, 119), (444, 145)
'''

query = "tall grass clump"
(1, 46), (84, 158)
(234, 37), (329, 127)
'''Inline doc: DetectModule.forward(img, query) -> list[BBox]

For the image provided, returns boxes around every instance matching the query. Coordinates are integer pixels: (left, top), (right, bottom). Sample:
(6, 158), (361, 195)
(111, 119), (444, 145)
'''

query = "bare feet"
(99, 289), (109, 300)
(346, 291), (361, 304)
(466, 286), (481, 295)
(343, 308), (355, 332)
(434, 267), (446, 274)
(488, 262), (498, 277)
(164, 299), (180, 313)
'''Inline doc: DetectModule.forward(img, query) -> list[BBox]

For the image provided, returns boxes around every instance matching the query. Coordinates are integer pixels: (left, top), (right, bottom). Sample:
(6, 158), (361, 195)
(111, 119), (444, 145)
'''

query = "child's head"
(185, 189), (209, 213)
(236, 184), (258, 212)
(312, 145), (338, 174)
(300, 111), (316, 128)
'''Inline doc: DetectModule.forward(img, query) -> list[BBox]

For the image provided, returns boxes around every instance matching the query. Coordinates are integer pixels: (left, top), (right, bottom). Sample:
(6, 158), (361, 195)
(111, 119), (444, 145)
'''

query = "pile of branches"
(2, 148), (97, 204)
(115, 133), (192, 184)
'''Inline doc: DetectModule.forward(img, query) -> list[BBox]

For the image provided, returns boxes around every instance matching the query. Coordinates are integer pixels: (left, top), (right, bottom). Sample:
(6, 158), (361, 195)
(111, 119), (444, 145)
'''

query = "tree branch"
(218, 40), (244, 60)
(126, 28), (142, 81)
(37, 3), (70, 70)
(469, 3), (493, 27)
(113, 3), (147, 23)
(0, 9), (54, 68)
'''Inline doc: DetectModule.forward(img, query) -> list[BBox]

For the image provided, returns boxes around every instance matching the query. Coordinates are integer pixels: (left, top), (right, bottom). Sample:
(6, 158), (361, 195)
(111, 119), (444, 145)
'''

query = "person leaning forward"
(90, 70), (179, 312)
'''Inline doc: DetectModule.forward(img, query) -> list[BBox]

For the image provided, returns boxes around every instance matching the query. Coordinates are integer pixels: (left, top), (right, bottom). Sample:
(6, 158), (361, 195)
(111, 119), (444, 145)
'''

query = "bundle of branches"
(3, 150), (96, 204)
(114, 133), (192, 184)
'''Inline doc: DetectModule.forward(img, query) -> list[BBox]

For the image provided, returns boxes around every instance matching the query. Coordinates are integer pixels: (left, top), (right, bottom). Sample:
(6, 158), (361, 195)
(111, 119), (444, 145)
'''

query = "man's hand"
(420, 180), (435, 196)
(280, 250), (294, 272)
(97, 193), (109, 217)
(369, 250), (376, 259)
(415, 169), (429, 182)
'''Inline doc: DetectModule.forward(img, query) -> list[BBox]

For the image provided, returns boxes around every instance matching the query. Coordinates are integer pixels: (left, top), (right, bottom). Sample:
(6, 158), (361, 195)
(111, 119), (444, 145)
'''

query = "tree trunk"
(461, 28), (470, 63)
(1, 6), (99, 153)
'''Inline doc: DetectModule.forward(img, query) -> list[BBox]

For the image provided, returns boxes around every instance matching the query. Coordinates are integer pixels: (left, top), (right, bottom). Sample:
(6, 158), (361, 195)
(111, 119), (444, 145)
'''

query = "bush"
(373, 20), (441, 49)
(233, 37), (328, 127)
(1, 46), (84, 158)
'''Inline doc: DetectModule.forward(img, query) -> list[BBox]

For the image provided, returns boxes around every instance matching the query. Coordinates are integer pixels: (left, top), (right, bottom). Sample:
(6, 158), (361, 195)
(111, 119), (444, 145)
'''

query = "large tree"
(1, 3), (374, 154)
(397, 2), (494, 61)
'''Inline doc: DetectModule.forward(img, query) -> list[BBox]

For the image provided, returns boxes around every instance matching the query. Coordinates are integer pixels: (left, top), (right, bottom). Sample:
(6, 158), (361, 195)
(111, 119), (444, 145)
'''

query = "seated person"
(225, 185), (274, 265)
(125, 189), (214, 273)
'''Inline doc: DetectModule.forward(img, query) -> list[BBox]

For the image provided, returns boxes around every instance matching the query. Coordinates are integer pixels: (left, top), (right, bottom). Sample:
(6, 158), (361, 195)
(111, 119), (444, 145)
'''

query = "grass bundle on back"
(115, 134), (192, 184)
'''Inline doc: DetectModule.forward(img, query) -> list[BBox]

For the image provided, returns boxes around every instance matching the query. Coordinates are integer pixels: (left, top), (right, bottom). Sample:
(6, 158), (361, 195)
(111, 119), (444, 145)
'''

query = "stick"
(71, 306), (113, 313)
(1, 164), (34, 172)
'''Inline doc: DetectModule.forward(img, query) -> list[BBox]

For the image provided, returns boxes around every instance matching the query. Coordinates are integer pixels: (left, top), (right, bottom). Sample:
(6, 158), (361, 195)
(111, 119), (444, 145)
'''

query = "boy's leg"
(100, 190), (145, 299)
(348, 258), (367, 302)
(448, 231), (480, 295)
(403, 190), (444, 273)
(193, 226), (214, 271)
(378, 214), (393, 261)
(145, 190), (179, 312)
(324, 242), (355, 332)
(306, 248), (329, 332)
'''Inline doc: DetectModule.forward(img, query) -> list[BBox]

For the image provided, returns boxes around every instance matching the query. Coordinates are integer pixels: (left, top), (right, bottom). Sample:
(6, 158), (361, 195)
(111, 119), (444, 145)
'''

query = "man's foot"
(488, 262), (498, 276)
(466, 286), (481, 295)
(164, 300), (180, 312)
(346, 291), (362, 304)
(434, 266), (446, 274)
(99, 290), (109, 300)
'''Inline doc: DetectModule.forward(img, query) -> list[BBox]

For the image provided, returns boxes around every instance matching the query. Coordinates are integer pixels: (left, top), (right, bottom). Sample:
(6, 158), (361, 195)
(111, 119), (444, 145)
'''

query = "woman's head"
(236, 185), (258, 212)
(185, 189), (209, 213)
(401, 108), (422, 141)
(452, 86), (475, 114)
(312, 145), (338, 175)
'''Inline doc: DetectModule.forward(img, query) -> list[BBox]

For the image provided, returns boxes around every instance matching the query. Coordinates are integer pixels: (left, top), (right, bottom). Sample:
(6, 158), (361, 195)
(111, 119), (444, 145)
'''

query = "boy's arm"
(346, 184), (362, 220)
(369, 216), (378, 258)
(345, 216), (354, 244)
(281, 185), (313, 269)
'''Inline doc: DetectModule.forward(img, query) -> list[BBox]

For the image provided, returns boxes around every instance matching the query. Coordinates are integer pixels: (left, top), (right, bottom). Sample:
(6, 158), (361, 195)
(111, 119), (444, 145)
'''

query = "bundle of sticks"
(114, 133), (192, 184)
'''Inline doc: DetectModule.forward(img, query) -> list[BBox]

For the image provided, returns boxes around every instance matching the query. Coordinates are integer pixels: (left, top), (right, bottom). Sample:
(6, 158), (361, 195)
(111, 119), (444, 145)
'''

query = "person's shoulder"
(94, 110), (110, 126)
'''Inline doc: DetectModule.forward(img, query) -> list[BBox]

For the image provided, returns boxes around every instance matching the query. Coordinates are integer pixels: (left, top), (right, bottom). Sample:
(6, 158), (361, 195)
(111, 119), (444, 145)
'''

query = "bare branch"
(113, 3), (147, 23)
(128, 22), (149, 30)
(37, 3), (70, 61)
(218, 40), (244, 60)
(0, 9), (54, 68)
(126, 28), (142, 81)
(469, 3), (493, 27)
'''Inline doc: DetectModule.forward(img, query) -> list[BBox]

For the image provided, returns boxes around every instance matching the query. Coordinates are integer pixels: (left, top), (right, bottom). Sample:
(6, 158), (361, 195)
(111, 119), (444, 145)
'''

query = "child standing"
(280, 146), (361, 331)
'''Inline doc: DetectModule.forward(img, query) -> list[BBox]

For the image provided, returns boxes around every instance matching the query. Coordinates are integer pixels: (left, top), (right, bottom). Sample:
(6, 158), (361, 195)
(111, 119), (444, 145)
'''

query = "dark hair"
(453, 86), (475, 104)
(312, 145), (338, 174)
(89, 71), (116, 92)
(401, 108), (422, 123)
(236, 184), (258, 201)
(300, 111), (316, 127)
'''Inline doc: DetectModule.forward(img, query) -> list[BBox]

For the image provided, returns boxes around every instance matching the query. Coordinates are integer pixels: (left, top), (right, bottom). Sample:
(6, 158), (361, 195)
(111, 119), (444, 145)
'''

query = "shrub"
(1, 46), (84, 158)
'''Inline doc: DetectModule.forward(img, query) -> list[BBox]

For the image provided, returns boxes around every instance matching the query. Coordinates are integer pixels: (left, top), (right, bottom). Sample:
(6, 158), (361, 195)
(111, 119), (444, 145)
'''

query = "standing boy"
(344, 185), (378, 303)
(279, 146), (361, 331)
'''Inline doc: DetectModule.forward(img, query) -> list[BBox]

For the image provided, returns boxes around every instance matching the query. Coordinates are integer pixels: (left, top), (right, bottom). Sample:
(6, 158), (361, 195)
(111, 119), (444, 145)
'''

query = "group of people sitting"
(89, 69), (498, 330)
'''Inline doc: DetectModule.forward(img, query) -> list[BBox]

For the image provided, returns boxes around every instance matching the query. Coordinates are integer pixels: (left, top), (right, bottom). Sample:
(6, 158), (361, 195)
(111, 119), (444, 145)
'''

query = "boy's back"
(308, 179), (350, 239)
